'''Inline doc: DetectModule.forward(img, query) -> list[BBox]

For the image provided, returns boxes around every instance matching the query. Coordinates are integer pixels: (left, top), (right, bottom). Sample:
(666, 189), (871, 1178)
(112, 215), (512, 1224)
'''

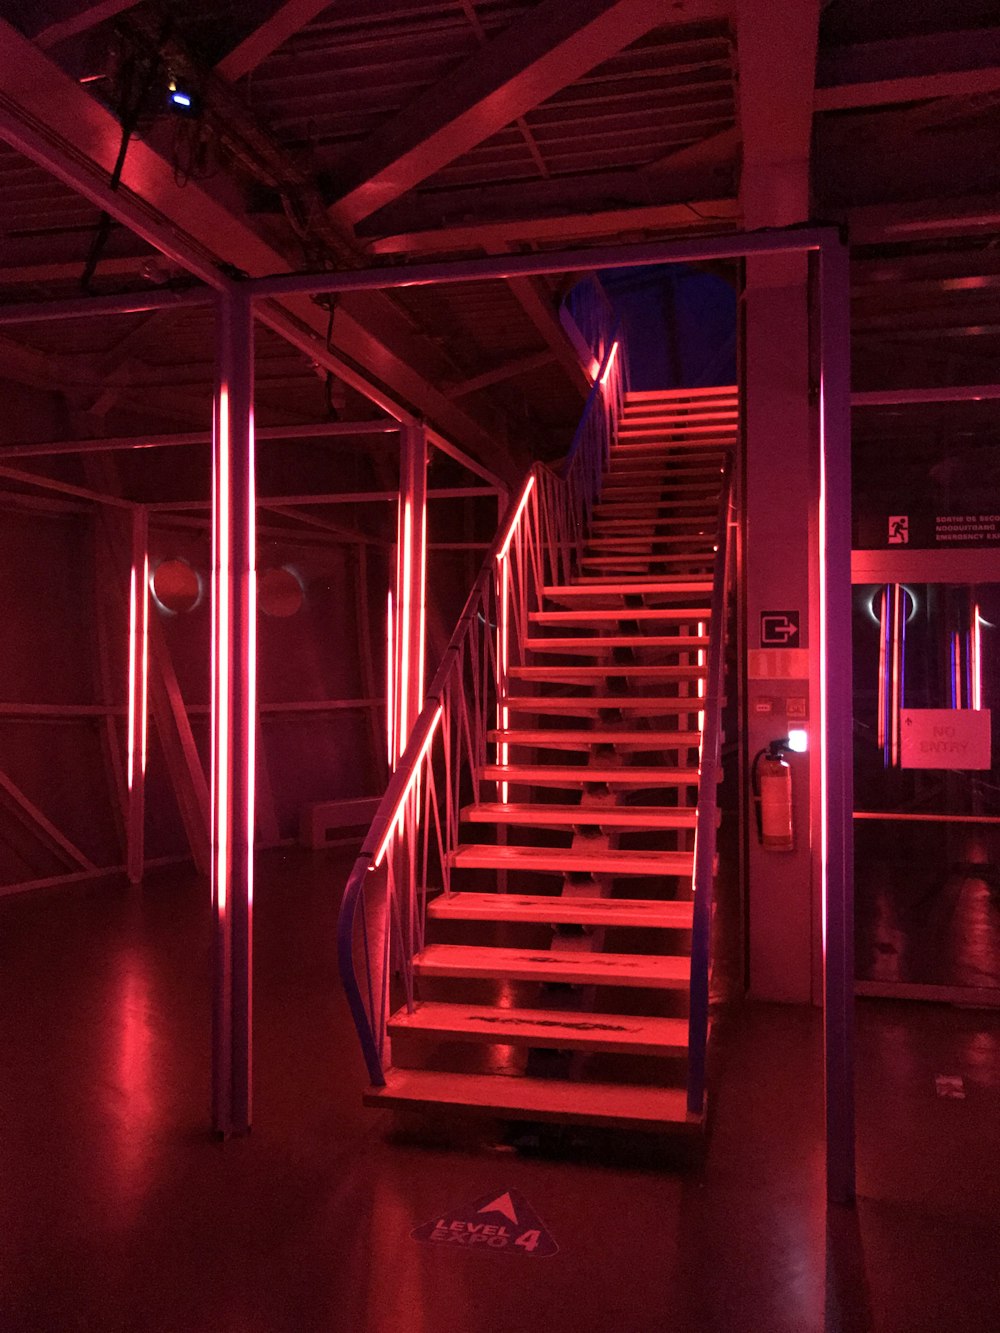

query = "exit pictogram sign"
(760, 611), (801, 648)
(411, 1188), (558, 1257)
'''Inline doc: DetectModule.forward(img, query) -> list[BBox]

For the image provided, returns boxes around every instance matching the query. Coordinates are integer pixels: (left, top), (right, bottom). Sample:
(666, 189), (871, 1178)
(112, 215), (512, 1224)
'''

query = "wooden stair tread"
(388, 1001), (691, 1055)
(531, 607), (711, 625)
(489, 727), (701, 748)
(413, 943), (691, 988)
(526, 634), (709, 652)
(447, 845), (694, 876)
(363, 1069), (700, 1131)
(581, 555), (716, 568)
(512, 661), (708, 677)
(462, 802), (698, 829)
(427, 891), (694, 926)
(482, 763), (700, 785)
(504, 696), (710, 714)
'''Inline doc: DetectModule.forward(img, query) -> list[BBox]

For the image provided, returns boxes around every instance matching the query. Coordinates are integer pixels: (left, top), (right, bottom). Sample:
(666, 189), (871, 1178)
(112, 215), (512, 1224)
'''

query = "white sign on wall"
(900, 709), (992, 770)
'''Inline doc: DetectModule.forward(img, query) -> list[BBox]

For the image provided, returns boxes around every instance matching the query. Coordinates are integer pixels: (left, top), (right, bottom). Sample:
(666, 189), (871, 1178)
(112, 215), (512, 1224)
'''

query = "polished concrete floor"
(1, 849), (999, 1333)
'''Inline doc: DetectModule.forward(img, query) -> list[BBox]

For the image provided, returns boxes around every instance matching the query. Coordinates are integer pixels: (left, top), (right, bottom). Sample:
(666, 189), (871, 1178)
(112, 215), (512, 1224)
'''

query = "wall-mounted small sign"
(900, 708), (992, 770)
(760, 611), (801, 648)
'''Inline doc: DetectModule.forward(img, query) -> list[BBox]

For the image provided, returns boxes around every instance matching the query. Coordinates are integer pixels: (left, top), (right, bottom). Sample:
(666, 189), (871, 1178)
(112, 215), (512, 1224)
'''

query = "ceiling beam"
(216, 1), (334, 82)
(328, 0), (727, 228)
(736, 0), (819, 229)
(367, 198), (740, 255)
(0, 19), (512, 478)
(34, 1), (142, 49)
(815, 66), (1000, 112)
(848, 195), (1000, 244)
(445, 351), (556, 398)
(503, 274), (590, 396)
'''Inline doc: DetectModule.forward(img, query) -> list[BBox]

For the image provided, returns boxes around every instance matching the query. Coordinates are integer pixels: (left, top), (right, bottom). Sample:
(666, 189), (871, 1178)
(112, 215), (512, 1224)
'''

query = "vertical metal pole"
(818, 238), (856, 1204)
(126, 505), (149, 885)
(393, 421), (428, 760)
(212, 288), (256, 1136)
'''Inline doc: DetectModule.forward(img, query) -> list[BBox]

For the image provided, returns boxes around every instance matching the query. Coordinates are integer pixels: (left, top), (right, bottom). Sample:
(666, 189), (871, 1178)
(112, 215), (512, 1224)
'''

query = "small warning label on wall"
(411, 1188), (559, 1257)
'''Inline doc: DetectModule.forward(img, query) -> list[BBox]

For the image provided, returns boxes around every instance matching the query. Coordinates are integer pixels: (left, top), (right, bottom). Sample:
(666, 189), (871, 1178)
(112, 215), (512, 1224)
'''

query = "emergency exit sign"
(900, 709), (992, 770)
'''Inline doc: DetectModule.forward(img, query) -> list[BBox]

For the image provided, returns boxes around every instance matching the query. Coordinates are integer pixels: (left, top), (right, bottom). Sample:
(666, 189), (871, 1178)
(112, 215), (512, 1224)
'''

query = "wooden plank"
(490, 728), (701, 750)
(388, 1001), (691, 1055)
(363, 1068), (700, 1131)
(482, 763), (699, 785)
(625, 386), (737, 401)
(503, 696), (708, 714)
(525, 634), (709, 652)
(542, 583), (712, 601)
(427, 891), (694, 927)
(413, 943), (691, 988)
(462, 802), (699, 830)
(447, 845), (694, 876)
(580, 554), (715, 569)
(530, 608), (711, 625)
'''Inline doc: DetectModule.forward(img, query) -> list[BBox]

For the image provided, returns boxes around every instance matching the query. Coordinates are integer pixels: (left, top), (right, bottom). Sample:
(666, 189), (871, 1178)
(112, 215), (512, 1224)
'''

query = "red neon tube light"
(127, 565), (137, 790)
(373, 704), (444, 868)
(600, 340), (620, 387)
(498, 474), (535, 560)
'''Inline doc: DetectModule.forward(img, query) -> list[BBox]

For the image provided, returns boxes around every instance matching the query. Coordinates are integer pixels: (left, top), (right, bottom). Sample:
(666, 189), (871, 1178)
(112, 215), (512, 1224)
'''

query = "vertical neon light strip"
(418, 500), (427, 711)
(127, 566), (138, 791)
(140, 554), (149, 775)
(386, 589), (395, 765)
(818, 376), (829, 955)
(972, 604), (982, 710)
(498, 554), (510, 804)
(953, 632), (962, 709)
(896, 586), (906, 767)
(215, 386), (230, 916)
(697, 619), (705, 734)
(246, 408), (256, 910)
(877, 587), (887, 755)
(399, 499), (413, 749)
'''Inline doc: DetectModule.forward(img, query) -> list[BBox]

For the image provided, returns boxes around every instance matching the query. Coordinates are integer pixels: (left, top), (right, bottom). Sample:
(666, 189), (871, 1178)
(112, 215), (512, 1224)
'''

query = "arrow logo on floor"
(411, 1187), (559, 1257)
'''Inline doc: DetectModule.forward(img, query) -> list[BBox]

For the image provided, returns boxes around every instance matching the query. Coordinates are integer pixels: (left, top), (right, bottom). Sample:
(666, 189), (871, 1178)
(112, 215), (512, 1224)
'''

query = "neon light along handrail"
(686, 456), (734, 1116)
(336, 311), (626, 1087)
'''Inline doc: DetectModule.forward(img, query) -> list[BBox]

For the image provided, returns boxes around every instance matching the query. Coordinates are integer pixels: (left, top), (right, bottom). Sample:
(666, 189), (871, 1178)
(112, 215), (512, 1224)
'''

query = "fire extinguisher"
(752, 739), (794, 851)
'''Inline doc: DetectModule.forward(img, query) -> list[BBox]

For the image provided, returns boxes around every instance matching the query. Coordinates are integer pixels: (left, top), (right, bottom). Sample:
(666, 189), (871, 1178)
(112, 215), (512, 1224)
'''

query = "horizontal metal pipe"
(852, 384), (1000, 406)
(0, 286), (215, 326)
(0, 419), (399, 460)
(247, 227), (836, 301)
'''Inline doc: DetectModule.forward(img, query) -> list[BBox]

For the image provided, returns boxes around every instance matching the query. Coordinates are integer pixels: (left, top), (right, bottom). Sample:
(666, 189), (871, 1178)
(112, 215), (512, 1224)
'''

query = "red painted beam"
(329, 0), (727, 227)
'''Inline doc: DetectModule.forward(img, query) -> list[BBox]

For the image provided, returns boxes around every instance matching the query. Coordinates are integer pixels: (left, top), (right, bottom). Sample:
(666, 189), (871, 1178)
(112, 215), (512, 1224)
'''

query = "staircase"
(343, 382), (736, 1136)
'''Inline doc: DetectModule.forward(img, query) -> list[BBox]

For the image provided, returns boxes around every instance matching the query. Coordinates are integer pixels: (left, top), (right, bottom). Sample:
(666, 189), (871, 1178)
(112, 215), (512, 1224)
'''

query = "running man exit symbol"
(888, 515), (909, 544)
(760, 611), (801, 648)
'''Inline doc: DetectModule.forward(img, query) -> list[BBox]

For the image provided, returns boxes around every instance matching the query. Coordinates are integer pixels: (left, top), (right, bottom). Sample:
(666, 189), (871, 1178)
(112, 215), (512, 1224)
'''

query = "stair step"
(620, 410), (737, 425)
(428, 891), (694, 926)
(530, 608), (710, 626)
(510, 664), (705, 680)
(482, 763), (699, 786)
(413, 942), (691, 988)
(586, 535), (713, 548)
(593, 500), (717, 515)
(542, 582), (712, 602)
(504, 696), (708, 715)
(625, 385), (737, 401)
(581, 554), (716, 569)
(526, 634), (709, 653)
(462, 802), (698, 830)
(490, 728), (701, 749)
(604, 465), (724, 480)
(388, 1001), (690, 1055)
(591, 519), (715, 534)
(363, 1069), (700, 1131)
(447, 845), (694, 876)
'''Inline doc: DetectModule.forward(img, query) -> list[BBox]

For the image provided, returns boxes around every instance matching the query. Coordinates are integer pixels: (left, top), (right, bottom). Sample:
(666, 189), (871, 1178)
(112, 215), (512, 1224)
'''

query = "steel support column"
(390, 422), (428, 765)
(126, 505), (149, 885)
(212, 289), (256, 1137)
(818, 239), (856, 1205)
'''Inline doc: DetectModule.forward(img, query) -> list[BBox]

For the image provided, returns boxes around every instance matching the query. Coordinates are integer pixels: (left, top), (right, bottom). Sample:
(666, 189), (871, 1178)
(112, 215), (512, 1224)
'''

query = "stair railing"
(686, 455), (736, 1116)
(338, 326), (625, 1085)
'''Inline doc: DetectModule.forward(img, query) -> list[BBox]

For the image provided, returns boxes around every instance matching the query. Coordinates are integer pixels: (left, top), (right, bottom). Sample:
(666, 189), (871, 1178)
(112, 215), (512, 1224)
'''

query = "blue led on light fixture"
(167, 80), (199, 115)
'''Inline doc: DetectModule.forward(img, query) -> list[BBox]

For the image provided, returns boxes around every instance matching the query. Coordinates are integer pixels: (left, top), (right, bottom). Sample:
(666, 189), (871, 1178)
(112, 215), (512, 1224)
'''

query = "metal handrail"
(337, 324), (625, 1086)
(686, 457), (735, 1115)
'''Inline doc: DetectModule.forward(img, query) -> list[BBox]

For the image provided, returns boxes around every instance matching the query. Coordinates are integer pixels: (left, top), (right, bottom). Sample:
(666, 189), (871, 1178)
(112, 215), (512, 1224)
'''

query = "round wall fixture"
(151, 558), (202, 615)
(259, 565), (305, 618)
